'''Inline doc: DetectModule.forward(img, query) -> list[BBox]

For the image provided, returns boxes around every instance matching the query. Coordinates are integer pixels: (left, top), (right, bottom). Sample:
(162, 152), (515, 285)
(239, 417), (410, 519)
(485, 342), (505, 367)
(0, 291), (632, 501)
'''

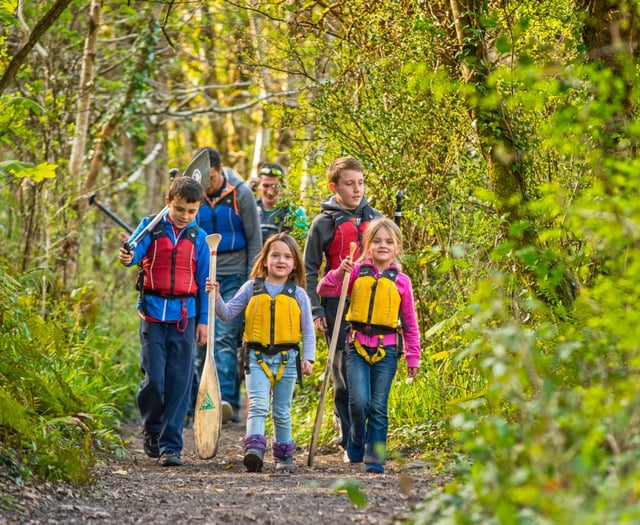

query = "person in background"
(188, 147), (262, 424)
(256, 163), (308, 245)
(208, 233), (315, 473)
(246, 174), (260, 196)
(317, 218), (421, 474)
(118, 177), (210, 467)
(303, 156), (382, 457)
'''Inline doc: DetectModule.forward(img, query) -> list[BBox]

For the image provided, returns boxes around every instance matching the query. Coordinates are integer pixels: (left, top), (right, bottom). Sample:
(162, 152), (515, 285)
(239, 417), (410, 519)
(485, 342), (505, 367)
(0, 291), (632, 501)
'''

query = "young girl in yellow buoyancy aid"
(207, 233), (315, 473)
(317, 217), (421, 474)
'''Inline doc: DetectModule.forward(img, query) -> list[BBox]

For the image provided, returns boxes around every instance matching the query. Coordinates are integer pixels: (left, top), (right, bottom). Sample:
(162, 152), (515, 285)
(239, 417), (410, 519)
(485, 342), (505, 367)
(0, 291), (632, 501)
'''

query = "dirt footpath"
(1, 419), (445, 524)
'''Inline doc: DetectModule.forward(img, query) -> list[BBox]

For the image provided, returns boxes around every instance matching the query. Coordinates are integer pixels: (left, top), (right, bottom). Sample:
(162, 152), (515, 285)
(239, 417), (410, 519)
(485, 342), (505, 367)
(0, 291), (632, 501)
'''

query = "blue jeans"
(345, 343), (398, 464)
(214, 273), (245, 409)
(137, 318), (195, 455)
(245, 349), (297, 443)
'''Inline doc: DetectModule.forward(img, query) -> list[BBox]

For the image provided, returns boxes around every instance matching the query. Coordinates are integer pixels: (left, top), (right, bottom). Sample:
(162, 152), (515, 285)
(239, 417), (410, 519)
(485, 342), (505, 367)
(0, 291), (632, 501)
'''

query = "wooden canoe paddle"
(194, 233), (223, 459)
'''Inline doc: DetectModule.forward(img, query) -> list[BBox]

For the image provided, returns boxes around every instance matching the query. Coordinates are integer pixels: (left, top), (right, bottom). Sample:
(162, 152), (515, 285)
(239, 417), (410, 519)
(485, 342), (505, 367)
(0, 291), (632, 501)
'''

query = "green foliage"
(0, 258), (138, 490)
(400, 2), (640, 522)
(4, 2), (640, 522)
(331, 478), (367, 509)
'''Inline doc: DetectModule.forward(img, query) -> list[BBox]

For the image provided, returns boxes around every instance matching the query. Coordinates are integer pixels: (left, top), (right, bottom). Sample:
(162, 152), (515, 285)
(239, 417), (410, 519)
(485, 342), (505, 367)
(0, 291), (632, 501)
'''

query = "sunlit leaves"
(0, 160), (57, 182)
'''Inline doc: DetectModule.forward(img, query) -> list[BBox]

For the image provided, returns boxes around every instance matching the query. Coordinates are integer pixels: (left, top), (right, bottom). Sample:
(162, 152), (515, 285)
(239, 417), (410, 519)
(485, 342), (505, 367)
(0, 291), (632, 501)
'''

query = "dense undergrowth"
(0, 260), (139, 491)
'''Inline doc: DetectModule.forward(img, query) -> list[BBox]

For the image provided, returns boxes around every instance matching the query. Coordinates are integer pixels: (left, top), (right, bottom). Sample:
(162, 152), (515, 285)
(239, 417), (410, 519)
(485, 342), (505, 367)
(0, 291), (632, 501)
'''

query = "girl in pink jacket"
(317, 217), (421, 474)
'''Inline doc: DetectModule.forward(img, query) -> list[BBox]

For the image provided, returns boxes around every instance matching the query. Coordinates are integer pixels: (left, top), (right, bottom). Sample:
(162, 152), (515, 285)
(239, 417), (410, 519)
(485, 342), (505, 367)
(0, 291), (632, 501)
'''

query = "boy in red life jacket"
(118, 177), (210, 467)
(303, 156), (382, 455)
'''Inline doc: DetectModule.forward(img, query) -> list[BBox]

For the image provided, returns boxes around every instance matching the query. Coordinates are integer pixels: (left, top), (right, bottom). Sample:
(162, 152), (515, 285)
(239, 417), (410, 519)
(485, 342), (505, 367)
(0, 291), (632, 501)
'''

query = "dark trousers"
(323, 296), (351, 448)
(137, 318), (195, 455)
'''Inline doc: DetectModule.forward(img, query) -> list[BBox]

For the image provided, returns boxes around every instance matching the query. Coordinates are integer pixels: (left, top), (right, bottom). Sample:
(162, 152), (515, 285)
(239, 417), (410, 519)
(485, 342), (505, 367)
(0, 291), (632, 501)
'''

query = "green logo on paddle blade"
(199, 393), (216, 410)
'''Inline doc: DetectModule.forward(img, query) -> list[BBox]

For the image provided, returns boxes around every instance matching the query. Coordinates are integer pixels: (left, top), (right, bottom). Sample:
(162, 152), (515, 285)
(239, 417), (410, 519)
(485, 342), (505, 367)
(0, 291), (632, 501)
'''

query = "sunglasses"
(259, 167), (284, 178)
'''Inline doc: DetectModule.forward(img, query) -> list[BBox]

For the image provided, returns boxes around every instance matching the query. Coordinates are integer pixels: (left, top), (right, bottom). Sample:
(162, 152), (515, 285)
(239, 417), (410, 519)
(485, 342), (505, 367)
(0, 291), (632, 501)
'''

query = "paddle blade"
(183, 148), (211, 190)
(193, 352), (222, 459)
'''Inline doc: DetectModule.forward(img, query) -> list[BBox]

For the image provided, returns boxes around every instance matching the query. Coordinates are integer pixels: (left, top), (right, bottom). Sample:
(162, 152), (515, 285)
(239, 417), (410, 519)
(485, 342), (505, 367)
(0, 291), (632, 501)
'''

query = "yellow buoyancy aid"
(346, 265), (401, 330)
(346, 265), (401, 365)
(243, 278), (301, 349)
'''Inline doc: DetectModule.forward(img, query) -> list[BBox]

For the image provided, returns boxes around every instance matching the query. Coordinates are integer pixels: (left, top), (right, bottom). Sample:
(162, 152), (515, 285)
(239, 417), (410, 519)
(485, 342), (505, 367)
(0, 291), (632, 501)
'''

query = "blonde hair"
(359, 218), (403, 268)
(249, 233), (306, 288)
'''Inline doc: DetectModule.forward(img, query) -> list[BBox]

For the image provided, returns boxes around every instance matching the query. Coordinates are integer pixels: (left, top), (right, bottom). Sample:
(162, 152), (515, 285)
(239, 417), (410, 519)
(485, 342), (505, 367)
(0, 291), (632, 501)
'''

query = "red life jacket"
(324, 207), (376, 271)
(140, 224), (199, 298)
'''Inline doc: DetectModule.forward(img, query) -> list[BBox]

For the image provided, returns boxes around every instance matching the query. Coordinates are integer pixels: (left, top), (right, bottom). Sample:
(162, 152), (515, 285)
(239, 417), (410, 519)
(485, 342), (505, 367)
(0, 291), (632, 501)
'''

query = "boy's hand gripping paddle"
(194, 233), (223, 459)
(307, 242), (357, 466)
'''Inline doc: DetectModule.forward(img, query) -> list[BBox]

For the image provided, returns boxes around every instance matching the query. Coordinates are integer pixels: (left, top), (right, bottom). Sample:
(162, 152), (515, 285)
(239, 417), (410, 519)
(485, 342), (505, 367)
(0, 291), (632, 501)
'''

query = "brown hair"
(359, 218), (403, 268)
(249, 233), (306, 288)
(167, 176), (203, 203)
(326, 156), (363, 185)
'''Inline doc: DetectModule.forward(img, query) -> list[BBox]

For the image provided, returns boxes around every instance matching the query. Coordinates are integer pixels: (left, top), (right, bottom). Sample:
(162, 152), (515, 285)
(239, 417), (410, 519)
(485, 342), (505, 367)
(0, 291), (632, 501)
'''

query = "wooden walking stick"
(307, 242), (357, 466)
(194, 233), (223, 459)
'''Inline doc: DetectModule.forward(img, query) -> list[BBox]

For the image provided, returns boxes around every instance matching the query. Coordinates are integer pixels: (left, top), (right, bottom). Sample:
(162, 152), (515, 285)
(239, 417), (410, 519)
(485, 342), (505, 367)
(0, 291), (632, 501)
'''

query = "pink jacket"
(317, 259), (421, 368)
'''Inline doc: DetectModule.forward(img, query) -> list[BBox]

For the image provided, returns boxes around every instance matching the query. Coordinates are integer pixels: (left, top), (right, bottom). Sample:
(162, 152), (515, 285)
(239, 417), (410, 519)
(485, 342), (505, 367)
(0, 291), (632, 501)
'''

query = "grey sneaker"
(160, 451), (182, 467)
(221, 401), (233, 424)
(275, 456), (295, 473)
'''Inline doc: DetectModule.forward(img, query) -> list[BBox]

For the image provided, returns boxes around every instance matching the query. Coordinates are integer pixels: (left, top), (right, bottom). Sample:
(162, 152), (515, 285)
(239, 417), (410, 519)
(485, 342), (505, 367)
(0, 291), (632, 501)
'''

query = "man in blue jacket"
(190, 147), (262, 424)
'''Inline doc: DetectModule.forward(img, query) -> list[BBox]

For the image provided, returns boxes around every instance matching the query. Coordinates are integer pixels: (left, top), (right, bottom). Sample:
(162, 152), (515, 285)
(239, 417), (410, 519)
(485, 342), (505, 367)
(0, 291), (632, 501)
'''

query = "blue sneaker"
(364, 463), (384, 474)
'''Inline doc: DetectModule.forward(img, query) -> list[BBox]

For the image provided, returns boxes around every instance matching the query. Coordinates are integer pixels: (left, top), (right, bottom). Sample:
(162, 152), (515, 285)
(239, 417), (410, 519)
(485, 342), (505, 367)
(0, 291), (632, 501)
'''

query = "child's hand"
(118, 246), (133, 266)
(205, 277), (220, 300)
(339, 256), (353, 276)
(314, 316), (328, 332)
(301, 359), (313, 375)
(195, 323), (208, 346)
(407, 366), (419, 379)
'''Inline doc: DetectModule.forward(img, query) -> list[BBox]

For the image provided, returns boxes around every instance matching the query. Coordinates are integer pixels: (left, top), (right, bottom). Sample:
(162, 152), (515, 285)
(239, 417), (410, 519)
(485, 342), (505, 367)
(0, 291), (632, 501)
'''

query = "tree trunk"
(451, 0), (575, 309)
(59, 18), (158, 284)
(69, 0), (102, 186)
(0, 0), (73, 95)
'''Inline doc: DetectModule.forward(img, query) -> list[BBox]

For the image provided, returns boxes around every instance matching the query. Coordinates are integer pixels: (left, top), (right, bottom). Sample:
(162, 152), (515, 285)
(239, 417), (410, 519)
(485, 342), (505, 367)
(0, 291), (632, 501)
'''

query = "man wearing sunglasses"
(256, 163), (308, 245)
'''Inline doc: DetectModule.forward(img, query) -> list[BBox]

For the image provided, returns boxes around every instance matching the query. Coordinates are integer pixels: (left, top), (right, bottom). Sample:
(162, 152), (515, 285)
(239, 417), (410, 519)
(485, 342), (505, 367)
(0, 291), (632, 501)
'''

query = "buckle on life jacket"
(353, 333), (386, 365)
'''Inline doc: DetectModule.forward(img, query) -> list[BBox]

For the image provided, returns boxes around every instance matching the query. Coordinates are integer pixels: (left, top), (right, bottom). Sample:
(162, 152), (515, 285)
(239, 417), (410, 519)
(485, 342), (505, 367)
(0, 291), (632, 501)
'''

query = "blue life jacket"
(198, 178), (247, 253)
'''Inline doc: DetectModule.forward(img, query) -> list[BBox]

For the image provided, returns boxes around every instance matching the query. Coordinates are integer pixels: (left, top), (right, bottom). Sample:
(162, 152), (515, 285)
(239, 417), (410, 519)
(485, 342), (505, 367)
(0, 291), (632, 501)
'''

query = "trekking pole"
(89, 194), (134, 234)
(307, 242), (357, 467)
(394, 190), (403, 228)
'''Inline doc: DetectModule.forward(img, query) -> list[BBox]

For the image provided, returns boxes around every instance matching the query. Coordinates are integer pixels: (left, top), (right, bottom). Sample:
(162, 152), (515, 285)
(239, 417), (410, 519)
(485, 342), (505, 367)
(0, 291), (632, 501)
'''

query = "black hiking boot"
(143, 432), (160, 458)
(243, 449), (264, 472)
